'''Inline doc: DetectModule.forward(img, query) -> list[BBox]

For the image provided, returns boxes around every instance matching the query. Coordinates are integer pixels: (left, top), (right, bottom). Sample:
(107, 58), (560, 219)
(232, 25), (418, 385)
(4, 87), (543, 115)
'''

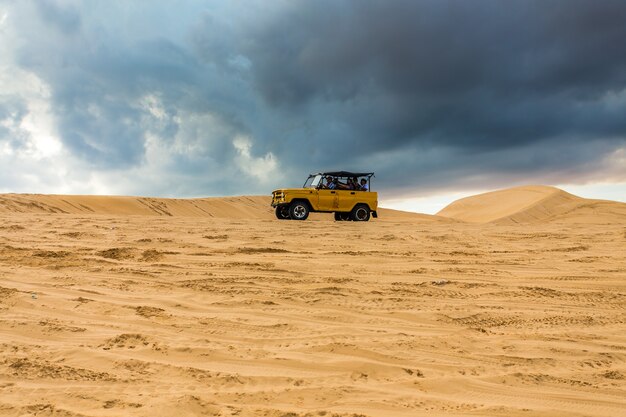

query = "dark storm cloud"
(6, 0), (626, 196)
(242, 0), (626, 149)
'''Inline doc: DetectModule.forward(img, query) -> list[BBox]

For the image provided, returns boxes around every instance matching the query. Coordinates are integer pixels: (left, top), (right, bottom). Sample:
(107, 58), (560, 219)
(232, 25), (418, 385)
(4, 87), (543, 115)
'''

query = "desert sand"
(0, 186), (625, 416)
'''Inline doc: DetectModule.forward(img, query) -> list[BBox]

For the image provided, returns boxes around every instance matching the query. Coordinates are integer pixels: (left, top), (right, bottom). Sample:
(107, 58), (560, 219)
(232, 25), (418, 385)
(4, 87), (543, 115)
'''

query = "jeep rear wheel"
(351, 204), (370, 222)
(275, 206), (290, 220)
(289, 201), (310, 220)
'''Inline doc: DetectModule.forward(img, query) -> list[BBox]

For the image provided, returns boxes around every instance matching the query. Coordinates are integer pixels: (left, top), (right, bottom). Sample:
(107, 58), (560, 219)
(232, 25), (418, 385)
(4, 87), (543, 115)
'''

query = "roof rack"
(318, 171), (374, 177)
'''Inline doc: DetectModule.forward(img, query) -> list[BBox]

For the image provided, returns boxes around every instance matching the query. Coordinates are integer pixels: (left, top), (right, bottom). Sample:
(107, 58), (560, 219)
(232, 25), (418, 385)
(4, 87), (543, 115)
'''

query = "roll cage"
(303, 171), (374, 191)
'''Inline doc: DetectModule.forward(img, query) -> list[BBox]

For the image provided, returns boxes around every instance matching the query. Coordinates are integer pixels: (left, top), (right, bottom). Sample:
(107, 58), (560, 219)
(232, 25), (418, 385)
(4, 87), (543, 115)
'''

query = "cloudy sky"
(1, 0), (625, 213)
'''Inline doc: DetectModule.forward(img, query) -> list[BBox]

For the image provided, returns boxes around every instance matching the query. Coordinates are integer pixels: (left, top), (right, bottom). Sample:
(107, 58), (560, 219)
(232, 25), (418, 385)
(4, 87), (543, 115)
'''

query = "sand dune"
(0, 187), (624, 416)
(0, 193), (445, 222)
(437, 185), (626, 224)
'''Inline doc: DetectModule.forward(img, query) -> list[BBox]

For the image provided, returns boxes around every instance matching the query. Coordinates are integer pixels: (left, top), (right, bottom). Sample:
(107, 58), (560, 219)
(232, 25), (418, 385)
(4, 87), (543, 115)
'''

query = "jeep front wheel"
(351, 204), (370, 221)
(275, 206), (290, 220)
(289, 201), (310, 220)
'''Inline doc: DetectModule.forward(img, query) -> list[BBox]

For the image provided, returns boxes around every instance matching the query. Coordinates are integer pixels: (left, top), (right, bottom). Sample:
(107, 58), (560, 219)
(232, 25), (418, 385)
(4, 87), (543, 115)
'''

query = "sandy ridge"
(437, 185), (626, 224)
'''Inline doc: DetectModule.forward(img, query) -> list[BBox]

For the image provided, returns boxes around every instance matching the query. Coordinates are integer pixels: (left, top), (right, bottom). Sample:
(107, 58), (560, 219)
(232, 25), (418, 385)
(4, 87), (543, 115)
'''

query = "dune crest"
(0, 194), (274, 218)
(437, 185), (626, 224)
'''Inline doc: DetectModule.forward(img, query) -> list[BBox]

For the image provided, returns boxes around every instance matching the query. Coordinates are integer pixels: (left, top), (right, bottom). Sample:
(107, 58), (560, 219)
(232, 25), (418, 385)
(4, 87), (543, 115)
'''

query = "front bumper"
(271, 191), (286, 207)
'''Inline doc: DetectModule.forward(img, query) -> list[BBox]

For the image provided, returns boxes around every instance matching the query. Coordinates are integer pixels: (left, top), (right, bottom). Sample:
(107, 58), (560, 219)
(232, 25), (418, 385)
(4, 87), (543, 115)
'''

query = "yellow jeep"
(271, 171), (378, 221)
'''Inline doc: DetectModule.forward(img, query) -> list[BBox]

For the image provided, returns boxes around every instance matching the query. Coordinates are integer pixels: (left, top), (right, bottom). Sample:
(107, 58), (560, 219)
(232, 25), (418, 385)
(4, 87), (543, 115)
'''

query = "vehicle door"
(317, 188), (337, 211)
(336, 189), (357, 211)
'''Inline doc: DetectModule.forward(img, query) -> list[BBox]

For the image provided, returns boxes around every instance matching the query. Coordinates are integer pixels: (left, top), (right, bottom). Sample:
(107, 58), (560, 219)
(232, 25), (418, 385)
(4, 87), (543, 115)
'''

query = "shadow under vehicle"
(271, 171), (378, 221)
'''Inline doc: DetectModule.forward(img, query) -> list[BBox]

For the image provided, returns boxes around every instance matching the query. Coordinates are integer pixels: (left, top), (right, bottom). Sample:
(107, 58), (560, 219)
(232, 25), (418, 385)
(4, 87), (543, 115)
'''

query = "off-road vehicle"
(271, 171), (378, 221)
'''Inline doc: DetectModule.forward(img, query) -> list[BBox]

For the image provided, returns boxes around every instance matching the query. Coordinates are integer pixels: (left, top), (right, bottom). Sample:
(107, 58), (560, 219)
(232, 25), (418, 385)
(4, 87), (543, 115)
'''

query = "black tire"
(289, 201), (310, 221)
(334, 212), (351, 221)
(351, 204), (370, 221)
(275, 206), (290, 220)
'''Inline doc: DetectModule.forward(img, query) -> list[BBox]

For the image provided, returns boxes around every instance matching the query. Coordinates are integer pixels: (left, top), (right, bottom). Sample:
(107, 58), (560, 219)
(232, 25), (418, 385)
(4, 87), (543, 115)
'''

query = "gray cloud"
(2, 0), (625, 197)
(34, 0), (81, 35)
(0, 96), (30, 151)
(240, 1), (626, 145)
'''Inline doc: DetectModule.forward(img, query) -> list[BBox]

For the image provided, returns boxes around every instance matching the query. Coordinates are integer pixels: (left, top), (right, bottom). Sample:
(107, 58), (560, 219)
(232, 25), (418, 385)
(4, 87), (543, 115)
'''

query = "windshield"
(303, 174), (322, 188)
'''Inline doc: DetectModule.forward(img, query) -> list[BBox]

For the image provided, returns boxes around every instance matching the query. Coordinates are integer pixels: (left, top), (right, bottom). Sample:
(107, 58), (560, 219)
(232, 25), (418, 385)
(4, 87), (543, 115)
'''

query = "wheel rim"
(355, 207), (368, 220)
(280, 207), (289, 218)
(293, 205), (306, 218)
